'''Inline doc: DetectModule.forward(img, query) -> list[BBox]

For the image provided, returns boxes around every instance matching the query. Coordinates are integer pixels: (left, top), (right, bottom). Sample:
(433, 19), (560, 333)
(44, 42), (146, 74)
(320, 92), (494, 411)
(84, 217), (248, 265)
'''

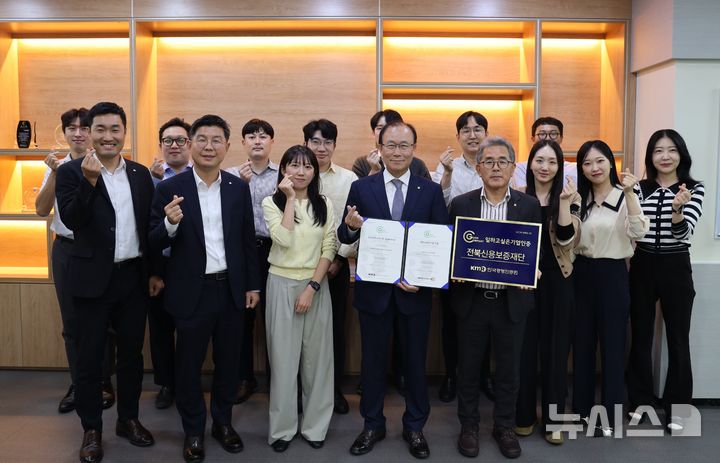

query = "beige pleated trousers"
(265, 273), (334, 444)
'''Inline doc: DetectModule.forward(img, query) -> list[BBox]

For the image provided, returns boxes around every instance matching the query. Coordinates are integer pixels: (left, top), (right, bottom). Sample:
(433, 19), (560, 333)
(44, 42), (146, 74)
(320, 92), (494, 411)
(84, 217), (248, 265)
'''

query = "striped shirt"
(476, 187), (510, 290)
(634, 180), (704, 254)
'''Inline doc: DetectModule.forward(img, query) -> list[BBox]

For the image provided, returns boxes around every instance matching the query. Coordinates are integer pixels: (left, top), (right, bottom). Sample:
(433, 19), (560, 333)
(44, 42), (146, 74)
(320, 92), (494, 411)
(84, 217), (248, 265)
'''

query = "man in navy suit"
(56, 102), (159, 463)
(338, 121), (449, 459)
(149, 115), (260, 463)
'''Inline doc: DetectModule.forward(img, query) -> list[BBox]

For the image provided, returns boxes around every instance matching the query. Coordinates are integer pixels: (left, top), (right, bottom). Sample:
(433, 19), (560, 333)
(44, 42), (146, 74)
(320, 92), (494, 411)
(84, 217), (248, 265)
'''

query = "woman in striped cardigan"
(627, 129), (704, 432)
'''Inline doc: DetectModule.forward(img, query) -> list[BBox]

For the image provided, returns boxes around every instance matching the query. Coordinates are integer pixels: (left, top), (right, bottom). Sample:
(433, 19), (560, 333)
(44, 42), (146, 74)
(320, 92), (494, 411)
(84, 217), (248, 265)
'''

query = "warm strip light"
(0, 266), (48, 277)
(19, 160), (47, 169)
(158, 36), (374, 49)
(384, 99), (519, 111)
(18, 38), (129, 49)
(384, 37), (522, 50)
(0, 220), (47, 233)
(542, 38), (600, 49)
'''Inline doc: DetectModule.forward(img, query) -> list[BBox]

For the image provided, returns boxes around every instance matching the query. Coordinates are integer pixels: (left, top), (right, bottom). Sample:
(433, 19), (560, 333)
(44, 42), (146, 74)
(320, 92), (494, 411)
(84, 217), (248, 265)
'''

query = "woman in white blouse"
(572, 140), (649, 437)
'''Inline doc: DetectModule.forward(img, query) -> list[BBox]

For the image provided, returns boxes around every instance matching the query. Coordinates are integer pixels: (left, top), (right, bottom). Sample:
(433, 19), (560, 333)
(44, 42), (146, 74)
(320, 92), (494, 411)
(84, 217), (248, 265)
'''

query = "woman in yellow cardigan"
(262, 145), (337, 452)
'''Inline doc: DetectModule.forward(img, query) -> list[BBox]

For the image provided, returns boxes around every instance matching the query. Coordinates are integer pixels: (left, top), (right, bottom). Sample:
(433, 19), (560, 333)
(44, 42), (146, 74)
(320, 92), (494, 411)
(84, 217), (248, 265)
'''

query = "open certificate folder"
(355, 218), (454, 289)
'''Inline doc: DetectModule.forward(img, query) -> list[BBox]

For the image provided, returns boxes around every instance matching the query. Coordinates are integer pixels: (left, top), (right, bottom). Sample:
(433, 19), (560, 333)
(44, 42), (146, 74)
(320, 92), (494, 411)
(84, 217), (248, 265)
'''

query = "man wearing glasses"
(339, 121), (449, 459)
(147, 117), (193, 411)
(512, 117), (577, 189)
(450, 136), (541, 459)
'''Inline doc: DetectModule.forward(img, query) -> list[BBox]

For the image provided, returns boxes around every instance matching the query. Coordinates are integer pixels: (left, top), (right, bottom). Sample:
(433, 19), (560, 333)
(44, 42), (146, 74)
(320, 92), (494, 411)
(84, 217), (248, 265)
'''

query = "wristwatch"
(672, 205), (684, 214)
(307, 280), (321, 292)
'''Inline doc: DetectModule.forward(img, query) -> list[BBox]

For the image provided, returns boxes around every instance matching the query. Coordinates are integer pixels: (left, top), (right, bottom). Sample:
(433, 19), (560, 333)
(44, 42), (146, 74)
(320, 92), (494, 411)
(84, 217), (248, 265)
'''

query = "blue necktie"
(391, 178), (404, 221)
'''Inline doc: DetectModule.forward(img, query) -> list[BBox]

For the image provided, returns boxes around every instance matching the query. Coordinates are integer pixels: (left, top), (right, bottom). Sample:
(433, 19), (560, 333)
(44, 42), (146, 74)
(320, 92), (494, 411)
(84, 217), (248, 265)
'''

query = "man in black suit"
(149, 114), (260, 463)
(56, 102), (160, 463)
(339, 121), (449, 459)
(450, 136), (541, 459)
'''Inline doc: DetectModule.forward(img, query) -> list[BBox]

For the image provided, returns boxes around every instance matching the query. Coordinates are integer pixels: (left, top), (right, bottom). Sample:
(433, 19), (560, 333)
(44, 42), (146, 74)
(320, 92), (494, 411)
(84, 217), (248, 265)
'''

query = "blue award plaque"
(451, 216), (541, 288)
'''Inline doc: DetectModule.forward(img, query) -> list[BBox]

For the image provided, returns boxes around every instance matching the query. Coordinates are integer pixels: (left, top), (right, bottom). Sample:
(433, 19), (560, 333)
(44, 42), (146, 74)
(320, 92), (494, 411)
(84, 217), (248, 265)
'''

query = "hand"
(672, 183), (691, 210)
(81, 152), (103, 186)
(327, 258), (343, 279)
(345, 205), (364, 230)
(164, 195), (184, 225)
(619, 169), (639, 194)
(150, 157), (164, 180)
(559, 176), (577, 200)
(367, 149), (382, 174)
(439, 146), (455, 172)
(44, 151), (61, 171)
(236, 161), (253, 183)
(295, 286), (314, 313)
(148, 275), (164, 297)
(278, 173), (295, 199)
(246, 291), (260, 309)
(396, 280), (420, 293)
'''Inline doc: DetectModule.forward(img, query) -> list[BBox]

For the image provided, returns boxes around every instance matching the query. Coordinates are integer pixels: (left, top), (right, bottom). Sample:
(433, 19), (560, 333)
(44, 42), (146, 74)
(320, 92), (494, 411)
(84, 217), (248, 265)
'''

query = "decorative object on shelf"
(32, 121), (38, 148)
(23, 187), (39, 212)
(16, 120), (32, 149)
(53, 124), (69, 150)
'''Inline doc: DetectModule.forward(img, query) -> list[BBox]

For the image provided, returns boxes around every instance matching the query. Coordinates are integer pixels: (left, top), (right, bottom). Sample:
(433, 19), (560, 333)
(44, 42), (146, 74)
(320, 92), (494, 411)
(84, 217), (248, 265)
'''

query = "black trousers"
(358, 295), (431, 432)
(440, 290), (493, 380)
(147, 291), (175, 389)
(73, 259), (146, 432)
(329, 260), (351, 390)
(174, 278), (244, 436)
(627, 249), (695, 416)
(238, 239), (271, 382)
(573, 257), (629, 423)
(516, 267), (573, 427)
(52, 238), (116, 385)
(457, 289), (526, 429)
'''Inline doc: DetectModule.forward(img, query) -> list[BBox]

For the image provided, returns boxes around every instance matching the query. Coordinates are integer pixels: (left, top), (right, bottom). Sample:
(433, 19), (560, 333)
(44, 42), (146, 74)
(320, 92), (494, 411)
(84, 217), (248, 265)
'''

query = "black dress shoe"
(271, 439), (291, 452)
(234, 378), (258, 405)
(183, 435), (205, 462)
(101, 380), (115, 410)
(155, 386), (174, 409)
(59, 384), (76, 414)
(481, 376), (496, 402)
(349, 429), (386, 455)
(402, 430), (430, 459)
(493, 426), (521, 459)
(457, 423), (480, 457)
(334, 390), (349, 414)
(211, 423), (244, 453)
(116, 418), (155, 447)
(439, 376), (456, 403)
(302, 435), (324, 449)
(79, 429), (103, 463)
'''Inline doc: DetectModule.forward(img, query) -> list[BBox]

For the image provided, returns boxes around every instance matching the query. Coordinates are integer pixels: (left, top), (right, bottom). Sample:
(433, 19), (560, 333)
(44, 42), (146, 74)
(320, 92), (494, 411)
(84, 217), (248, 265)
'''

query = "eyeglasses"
(535, 131), (560, 140)
(161, 137), (189, 147)
(479, 159), (513, 169)
(308, 138), (335, 148)
(382, 143), (414, 153)
(460, 126), (486, 136)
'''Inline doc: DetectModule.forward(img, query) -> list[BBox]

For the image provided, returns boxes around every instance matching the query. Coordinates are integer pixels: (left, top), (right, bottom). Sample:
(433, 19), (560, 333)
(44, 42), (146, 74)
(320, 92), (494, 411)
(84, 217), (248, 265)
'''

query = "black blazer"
(448, 187), (542, 323)
(338, 171), (450, 315)
(148, 170), (260, 319)
(56, 157), (156, 298)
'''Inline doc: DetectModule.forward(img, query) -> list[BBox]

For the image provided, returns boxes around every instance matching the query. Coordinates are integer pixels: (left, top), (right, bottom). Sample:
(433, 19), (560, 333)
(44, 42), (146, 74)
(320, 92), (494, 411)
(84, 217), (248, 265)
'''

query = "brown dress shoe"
(493, 426), (521, 459)
(79, 429), (103, 463)
(116, 418), (155, 447)
(457, 423), (479, 457)
(59, 384), (76, 414)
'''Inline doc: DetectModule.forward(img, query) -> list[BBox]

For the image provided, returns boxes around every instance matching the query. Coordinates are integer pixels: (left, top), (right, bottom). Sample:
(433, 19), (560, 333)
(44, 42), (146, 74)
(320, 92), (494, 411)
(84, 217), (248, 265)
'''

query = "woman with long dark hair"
(572, 140), (649, 436)
(262, 145), (337, 452)
(515, 140), (580, 445)
(627, 130), (704, 431)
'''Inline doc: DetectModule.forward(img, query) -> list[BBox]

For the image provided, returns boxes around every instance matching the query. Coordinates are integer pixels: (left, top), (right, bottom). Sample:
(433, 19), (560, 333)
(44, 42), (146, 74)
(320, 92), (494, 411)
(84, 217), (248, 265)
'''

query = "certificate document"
(403, 222), (453, 289)
(355, 218), (406, 284)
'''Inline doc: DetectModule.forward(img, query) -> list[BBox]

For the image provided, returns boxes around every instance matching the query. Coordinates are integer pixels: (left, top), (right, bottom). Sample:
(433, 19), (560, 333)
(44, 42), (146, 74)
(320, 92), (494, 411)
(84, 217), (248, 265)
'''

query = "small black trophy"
(16, 120), (32, 149)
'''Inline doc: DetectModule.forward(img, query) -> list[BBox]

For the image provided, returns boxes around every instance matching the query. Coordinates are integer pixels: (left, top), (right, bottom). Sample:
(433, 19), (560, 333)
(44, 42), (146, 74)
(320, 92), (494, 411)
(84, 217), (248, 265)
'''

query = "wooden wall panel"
(155, 37), (376, 171)
(599, 25), (626, 151)
(133, 0), (378, 18)
(0, 0), (131, 19)
(0, 32), (19, 148)
(381, 0), (631, 20)
(0, 284), (22, 366)
(17, 39), (132, 151)
(20, 283), (65, 367)
(133, 23), (159, 167)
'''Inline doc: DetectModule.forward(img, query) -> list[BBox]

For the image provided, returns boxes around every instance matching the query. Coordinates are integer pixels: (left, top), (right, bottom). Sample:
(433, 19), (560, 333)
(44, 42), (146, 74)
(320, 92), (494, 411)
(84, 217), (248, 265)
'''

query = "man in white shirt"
(303, 118), (358, 415)
(512, 117), (577, 189)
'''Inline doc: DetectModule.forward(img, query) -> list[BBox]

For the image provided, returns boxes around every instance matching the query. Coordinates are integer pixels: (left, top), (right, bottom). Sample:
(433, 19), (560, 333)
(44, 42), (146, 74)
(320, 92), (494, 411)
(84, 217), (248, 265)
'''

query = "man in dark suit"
(338, 121), (449, 459)
(449, 136), (541, 460)
(56, 102), (159, 463)
(149, 114), (260, 463)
